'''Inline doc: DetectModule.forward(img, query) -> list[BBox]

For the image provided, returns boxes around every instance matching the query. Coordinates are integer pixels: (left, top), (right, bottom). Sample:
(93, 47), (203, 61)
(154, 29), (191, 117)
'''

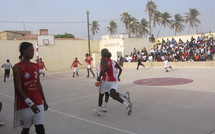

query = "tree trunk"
(187, 25), (190, 34)
(149, 17), (152, 35)
(157, 25), (162, 37)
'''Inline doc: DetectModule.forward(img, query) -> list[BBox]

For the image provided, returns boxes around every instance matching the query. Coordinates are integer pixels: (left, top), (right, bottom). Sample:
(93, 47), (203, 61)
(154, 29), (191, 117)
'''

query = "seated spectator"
(157, 40), (161, 45)
(208, 31), (214, 43)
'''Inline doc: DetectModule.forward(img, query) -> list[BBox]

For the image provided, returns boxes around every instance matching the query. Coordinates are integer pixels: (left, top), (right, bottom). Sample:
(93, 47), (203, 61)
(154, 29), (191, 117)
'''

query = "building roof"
(0, 30), (31, 35)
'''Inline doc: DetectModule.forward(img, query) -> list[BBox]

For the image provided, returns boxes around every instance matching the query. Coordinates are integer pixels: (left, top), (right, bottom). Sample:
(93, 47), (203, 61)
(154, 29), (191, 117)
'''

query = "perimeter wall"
(0, 33), (215, 76)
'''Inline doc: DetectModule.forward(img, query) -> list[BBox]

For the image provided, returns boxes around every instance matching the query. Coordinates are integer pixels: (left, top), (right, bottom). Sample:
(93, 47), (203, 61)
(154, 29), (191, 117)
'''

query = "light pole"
(86, 11), (91, 55)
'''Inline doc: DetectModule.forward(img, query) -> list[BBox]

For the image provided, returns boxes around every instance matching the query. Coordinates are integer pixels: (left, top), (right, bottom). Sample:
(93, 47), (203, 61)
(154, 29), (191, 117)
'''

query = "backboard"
(37, 35), (55, 46)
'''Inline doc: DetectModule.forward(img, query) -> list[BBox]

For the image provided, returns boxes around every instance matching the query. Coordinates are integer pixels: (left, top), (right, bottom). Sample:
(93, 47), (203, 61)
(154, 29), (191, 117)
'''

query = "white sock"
(97, 106), (102, 110)
(103, 103), (107, 107)
(123, 101), (129, 107)
(119, 93), (126, 98)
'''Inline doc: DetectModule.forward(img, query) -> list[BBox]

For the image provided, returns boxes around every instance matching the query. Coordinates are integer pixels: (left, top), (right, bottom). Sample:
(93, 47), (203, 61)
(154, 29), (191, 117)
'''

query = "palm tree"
(138, 18), (149, 37)
(152, 10), (161, 29)
(157, 12), (172, 37)
(170, 14), (184, 35)
(145, 0), (157, 35)
(107, 21), (118, 36)
(184, 8), (200, 34)
(120, 12), (132, 37)
(90, 21), (100, 38)
(128, 17), (138, 37)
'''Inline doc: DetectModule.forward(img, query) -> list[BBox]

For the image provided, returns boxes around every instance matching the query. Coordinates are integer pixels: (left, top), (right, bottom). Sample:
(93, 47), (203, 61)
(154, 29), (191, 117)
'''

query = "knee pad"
(35, 124), (45, 134)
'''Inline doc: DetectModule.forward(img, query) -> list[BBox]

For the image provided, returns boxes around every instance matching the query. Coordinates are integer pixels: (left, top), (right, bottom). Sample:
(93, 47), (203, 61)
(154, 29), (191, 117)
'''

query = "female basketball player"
(70, 57), (83, 77)
(94, 49), (132, 116)
(85, 53), (95, 78)
(13, 42), (48, 134)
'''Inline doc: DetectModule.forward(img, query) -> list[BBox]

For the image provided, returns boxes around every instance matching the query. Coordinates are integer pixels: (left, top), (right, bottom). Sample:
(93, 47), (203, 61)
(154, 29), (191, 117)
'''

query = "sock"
(103, 102), (107, 107)
(119, 93), (126, 98)
(98, 106), (102, 110)
(123, 101), (129, 107)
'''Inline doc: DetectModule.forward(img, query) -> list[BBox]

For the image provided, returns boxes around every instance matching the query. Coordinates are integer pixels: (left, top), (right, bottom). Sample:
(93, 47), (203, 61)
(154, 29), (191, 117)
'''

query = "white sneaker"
(127, 102), (132, 116)
(125, 91), (130, 103)
(0, 122), (5, 126)
(93, 107), (102, 116)
(102, 105), (108, 112)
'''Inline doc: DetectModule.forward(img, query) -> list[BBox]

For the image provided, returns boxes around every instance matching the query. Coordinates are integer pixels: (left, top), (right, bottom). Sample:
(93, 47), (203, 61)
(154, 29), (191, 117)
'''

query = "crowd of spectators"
(124, 32), (215, 62)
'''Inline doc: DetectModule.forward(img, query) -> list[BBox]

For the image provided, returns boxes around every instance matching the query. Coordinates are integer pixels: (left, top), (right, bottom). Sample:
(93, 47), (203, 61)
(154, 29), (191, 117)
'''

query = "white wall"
(99, 38), (124, 61)
(0, 39), (100, 76)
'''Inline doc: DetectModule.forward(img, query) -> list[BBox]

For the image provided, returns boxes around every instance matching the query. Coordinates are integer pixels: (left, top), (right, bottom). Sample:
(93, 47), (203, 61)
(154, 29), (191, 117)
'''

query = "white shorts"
(39, 69), (45, 74)
(87, 65), (92, 69)
(100, 81), (118, 94)
(14, 105), (45, 128)
(73, 67), (78, 73)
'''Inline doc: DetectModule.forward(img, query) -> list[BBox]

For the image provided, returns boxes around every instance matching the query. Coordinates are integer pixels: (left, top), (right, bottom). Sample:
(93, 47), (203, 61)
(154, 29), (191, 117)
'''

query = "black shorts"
(5, 69), (10, 76)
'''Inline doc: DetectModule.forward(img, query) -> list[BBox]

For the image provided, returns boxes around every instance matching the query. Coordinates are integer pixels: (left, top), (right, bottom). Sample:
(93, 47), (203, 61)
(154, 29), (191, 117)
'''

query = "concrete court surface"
(0, 66), (215, 134)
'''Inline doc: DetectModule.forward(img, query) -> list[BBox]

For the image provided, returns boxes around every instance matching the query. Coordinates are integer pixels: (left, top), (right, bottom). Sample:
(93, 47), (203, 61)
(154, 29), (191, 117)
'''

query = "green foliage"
(54, 33), (75, 38)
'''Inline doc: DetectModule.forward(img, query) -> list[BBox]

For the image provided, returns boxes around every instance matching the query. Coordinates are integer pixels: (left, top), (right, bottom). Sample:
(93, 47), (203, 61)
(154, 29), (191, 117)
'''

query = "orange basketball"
(95, 81), (100, 87)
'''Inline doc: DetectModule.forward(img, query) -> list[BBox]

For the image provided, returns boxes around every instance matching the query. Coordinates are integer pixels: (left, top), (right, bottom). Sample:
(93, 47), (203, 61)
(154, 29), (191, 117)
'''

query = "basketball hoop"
(37, 35), (55, 46)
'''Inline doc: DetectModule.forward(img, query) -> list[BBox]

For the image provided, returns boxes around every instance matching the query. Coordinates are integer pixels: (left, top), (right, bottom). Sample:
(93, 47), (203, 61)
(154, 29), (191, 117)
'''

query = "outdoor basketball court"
(0, 67), (215, 134)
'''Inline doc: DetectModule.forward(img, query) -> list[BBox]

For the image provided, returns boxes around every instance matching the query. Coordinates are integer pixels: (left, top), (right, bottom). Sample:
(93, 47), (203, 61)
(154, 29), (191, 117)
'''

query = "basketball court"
(0, 67), (215, 134)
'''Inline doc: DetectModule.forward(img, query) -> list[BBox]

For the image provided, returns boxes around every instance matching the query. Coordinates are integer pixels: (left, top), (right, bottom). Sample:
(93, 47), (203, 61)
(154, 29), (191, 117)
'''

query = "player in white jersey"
(163, 54), (172, 72)
(1, 59), (13, 82)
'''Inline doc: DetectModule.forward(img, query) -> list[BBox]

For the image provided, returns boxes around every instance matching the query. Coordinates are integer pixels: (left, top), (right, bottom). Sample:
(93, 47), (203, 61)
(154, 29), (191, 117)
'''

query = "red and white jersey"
(15, 61), (43, 110)
(85, 56), (92, 65)
(100, 58), (117, 82)
(111, 59), (118, 80)
(37, 61), (44, 70)
(72, 60), (79, 68)
(97, 59), (118, 80)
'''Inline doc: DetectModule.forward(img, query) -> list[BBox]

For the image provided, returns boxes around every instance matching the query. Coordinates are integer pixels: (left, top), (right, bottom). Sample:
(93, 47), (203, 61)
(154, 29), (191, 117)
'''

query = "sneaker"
(0, 122), (5, 126)
(169, 66), (172, 69)
(102, 105), (108, 112)
(93, 107), (102, 116)
(125, 91), (130, 103)
(127, 103), (132, 116)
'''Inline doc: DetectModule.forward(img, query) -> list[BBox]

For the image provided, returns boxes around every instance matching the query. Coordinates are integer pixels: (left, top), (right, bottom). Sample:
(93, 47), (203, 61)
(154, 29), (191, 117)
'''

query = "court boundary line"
(49, 109), (137, 134)
(0, 92), (137, 134)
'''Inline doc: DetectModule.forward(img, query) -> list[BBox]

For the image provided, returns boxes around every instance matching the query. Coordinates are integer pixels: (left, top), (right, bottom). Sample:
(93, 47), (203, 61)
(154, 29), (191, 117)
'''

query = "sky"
(0, 0), (215, 40)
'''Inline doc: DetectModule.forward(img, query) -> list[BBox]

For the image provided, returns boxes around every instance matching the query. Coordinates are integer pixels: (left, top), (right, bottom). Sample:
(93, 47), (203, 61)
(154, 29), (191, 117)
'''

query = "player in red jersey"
(13, 42), (48, 134)
(70, 57), (83, 77)
(94, 49), (132, 116)
(37, 58), (47, 77)
(85, 53), (95, 78)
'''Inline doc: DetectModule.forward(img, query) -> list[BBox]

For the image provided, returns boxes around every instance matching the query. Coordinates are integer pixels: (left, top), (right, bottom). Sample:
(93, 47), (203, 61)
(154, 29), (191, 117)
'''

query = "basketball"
(95, 81), (100, 87)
